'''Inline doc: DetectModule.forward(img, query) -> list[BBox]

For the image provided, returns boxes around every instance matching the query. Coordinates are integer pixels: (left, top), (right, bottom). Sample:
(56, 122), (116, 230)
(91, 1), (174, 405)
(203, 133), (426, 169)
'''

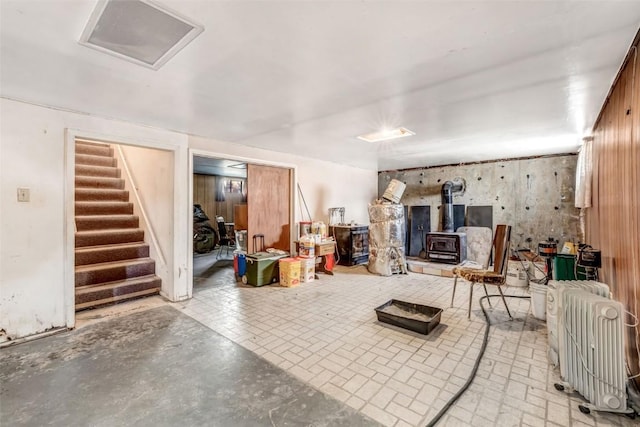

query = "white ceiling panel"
(1, 1), (638, 171)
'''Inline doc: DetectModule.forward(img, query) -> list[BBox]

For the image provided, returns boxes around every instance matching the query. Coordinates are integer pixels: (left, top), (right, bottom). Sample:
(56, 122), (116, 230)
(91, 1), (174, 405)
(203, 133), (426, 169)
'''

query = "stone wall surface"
(378, 155), (581, 251)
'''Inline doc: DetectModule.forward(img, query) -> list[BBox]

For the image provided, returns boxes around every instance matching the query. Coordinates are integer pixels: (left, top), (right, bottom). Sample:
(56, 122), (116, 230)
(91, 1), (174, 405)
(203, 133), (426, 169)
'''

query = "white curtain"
(215, 177), (226, 202)
(575, 138), (593, 208)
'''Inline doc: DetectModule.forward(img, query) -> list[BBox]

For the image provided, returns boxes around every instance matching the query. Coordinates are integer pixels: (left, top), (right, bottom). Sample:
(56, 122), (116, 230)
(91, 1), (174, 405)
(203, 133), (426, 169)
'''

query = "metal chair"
(216, 217), (235, 259)
(451, 224), (513, 319)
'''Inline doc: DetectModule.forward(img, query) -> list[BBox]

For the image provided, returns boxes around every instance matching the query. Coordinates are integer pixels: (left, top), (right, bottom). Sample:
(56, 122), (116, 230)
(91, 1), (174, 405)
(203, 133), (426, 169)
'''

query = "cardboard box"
(316, 241), (335, 256)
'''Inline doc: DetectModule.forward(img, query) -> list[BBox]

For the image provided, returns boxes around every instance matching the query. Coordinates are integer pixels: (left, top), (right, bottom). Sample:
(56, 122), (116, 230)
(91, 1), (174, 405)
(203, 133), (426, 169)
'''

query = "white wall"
(0, 98), (188, 339)
(0, 99), (378, 340)
(189, 136), (378, 226)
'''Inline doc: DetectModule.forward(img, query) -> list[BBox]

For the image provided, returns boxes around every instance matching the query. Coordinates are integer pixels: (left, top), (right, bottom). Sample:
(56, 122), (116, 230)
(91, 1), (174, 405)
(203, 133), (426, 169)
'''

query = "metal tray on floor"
(374, 299), (442, 335)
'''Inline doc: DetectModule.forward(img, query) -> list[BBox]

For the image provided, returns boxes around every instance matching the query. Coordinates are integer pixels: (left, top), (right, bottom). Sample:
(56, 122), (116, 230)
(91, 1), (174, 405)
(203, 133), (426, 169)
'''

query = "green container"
(243, 252), (286, 286)
(553, 254), (587, 280)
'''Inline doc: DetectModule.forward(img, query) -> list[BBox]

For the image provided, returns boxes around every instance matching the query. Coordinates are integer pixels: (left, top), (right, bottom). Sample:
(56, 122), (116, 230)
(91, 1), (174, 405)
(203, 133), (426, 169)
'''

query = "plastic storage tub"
(530, 282), (547, 320)
(242, 252), (286, 286)
(374, 300), (442, 334)
(506, 260), (529, 287)
(553, 254), (588, 280)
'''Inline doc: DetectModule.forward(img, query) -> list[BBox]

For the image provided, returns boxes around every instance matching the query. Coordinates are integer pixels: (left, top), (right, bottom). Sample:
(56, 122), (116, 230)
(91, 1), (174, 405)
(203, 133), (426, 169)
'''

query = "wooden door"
(246, 164), (291, 253)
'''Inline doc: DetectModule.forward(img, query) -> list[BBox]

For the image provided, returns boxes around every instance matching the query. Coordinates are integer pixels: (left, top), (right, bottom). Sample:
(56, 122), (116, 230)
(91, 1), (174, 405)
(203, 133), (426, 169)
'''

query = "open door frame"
(188, 149), (296, 298)
(64, 128), (189, 328)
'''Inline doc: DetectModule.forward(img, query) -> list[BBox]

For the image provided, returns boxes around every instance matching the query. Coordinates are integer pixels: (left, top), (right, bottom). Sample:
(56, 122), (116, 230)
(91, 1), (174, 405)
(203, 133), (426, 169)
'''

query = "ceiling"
(1, 1), (639, 171)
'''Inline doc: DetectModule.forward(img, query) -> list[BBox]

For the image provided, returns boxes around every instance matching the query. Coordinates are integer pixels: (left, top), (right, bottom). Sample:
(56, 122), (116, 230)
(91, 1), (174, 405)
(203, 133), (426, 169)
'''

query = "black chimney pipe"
(441, 181), (463, 232)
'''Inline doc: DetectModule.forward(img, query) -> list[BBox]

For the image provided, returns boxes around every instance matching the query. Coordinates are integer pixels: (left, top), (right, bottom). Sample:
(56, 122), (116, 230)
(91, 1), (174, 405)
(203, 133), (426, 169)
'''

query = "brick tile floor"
(178, 262), (637, 427)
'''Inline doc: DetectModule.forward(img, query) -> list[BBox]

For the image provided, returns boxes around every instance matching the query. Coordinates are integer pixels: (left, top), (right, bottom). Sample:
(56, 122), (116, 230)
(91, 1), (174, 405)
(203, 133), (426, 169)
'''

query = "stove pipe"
(441, 181), (463, 232)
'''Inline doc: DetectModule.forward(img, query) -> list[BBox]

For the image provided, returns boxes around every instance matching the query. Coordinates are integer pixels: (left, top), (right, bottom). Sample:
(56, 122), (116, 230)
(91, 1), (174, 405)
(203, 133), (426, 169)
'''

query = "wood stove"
(330, 225), (369, 266)
(426, 232), (467, 264)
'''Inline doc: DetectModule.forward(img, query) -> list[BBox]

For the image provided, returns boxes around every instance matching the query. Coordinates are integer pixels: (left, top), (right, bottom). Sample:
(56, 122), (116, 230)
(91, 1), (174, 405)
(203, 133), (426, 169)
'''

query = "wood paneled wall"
(193, 174), (245, 223)
(586, 35), (639, 385)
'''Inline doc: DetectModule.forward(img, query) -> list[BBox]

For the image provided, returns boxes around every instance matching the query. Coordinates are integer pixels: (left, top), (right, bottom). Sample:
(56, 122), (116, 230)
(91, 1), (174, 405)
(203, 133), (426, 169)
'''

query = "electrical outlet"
(17, 187), (30, 202)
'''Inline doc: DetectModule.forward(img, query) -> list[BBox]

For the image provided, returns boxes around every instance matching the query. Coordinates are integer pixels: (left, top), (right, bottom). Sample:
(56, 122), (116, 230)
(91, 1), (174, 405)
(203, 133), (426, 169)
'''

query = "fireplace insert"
(426, 232), (467, 264)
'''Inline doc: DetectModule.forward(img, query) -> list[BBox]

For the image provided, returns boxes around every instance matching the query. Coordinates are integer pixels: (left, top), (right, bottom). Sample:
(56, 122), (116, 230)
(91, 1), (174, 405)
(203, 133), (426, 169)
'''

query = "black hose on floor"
(425, 295), (532, 427)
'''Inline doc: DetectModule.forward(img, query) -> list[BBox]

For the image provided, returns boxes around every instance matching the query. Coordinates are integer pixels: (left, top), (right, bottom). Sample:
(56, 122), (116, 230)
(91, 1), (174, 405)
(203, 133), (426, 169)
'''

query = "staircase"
(74, 141), (161, 311)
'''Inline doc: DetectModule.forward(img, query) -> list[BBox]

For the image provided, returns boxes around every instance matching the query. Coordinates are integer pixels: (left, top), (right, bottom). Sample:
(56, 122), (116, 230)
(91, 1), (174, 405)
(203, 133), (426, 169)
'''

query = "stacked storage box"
(298, 257), (315, 282)
(279, 258), (301, 287)
(297, 233), (317, 282)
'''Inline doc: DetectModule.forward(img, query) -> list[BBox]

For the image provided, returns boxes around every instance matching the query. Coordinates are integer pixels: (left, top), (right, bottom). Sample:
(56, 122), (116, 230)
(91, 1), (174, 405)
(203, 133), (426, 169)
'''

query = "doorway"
(65, 129), (189, 328)
(189, 151), (296, 295)
(192, 156), (247, 292)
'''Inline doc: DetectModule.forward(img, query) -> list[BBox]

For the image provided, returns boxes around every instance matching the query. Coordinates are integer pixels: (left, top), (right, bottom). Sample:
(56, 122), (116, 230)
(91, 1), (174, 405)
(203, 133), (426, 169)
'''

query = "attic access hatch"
(79, 0), (203, 70)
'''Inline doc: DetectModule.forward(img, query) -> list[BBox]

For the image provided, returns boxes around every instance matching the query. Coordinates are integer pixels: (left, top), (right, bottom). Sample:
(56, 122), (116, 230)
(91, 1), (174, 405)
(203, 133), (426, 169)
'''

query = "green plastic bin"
(553, 254), (587, 280)
(242, 252), (286, 286)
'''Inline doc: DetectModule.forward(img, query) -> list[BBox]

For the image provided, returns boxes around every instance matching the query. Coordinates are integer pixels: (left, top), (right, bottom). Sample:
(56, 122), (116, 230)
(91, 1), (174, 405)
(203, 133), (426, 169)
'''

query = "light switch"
(17, 187), (30, 202)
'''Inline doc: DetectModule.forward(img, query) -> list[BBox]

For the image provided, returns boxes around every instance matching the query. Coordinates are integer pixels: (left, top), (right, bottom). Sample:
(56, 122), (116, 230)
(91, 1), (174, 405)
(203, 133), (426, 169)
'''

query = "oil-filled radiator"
(547, 280), (610, 367)
(547, 280), (633, 415)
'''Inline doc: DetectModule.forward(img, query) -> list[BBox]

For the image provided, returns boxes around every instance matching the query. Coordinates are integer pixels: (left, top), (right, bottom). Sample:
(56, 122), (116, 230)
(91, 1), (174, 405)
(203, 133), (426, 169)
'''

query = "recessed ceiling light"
(79, 0), (203, 70)
(357, 127), (415, 143)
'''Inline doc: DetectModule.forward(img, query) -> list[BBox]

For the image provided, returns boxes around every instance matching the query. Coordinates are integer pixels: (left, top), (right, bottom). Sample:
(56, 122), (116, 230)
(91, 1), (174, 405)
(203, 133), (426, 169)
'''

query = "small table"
(295, 240), (336, 276)
(315, 241), (336, 275)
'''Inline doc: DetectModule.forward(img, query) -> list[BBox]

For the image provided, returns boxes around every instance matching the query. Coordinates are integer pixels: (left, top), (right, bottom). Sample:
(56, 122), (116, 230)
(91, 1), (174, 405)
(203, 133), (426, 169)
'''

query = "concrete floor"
(3, 252), (637, 427)
(0, 303), (378, 426)
(193, 250), (236, 292)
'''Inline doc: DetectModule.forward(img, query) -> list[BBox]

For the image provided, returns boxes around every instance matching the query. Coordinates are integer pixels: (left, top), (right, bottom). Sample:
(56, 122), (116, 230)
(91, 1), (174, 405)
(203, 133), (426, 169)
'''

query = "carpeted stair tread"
(75, 274), (161, 310)
(75, 258), (156, 287)
(76, 228), (145, 247)
(75, 274), (160, 293)
(76, 140), (110, 148)
(75, 164), (120, 178)
(75, 214), (139, 231)
(75, 143), (113, 157)
(76, 286), (160, 311)
(75, 201), (133, 215)
(76, 153), (116, 168)
(75, 188), (129, 201)
(75, 176), (124, 189)
(75, 242), (150, 266)
(74, 257), (155, 273)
